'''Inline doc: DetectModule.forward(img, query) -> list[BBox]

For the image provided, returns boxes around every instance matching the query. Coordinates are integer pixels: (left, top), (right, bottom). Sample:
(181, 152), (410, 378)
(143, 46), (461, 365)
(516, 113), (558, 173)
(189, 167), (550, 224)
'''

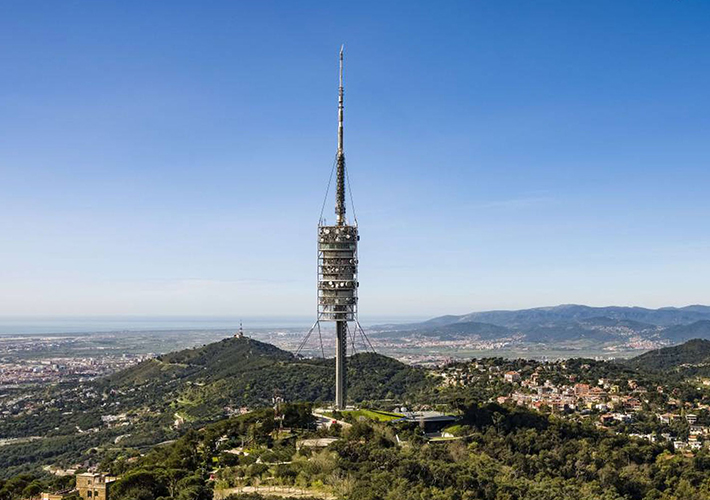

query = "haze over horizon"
(2, 303), (710, 334)
(2, 1), (710, 317)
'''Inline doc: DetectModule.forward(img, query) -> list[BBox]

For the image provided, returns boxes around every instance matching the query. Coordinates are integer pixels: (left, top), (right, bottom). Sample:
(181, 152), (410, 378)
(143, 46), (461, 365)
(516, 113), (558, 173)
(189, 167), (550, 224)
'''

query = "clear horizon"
(2, 1), (710, 316)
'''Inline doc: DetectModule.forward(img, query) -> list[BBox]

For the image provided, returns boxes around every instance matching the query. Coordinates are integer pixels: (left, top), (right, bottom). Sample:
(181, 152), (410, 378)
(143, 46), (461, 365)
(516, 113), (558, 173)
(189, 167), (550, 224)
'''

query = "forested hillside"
(99, 337), (434, 419)
(0, 337), (436, 478)
(626, 338), (710, 371)
(7, 402), (710, 500)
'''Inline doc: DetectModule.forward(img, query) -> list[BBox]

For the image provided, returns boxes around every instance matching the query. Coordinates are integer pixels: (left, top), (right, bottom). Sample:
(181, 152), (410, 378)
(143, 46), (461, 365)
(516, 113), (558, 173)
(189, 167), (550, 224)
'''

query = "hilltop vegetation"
(626, 338), (710, 372)
(114, 402), (710, 500)
(0, 337), (435, 478)
(100, 337), (433, 420)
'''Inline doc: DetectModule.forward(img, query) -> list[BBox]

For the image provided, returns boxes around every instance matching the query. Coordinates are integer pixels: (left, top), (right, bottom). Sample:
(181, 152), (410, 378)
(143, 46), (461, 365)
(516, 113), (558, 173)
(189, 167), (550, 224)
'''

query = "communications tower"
(318, 46), (358, 410)
(296, 47), (374, 410)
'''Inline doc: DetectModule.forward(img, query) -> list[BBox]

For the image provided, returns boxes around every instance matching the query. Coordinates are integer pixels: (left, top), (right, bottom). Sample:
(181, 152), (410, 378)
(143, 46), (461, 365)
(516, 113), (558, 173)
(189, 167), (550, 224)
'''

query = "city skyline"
(2, 1), (710, 318)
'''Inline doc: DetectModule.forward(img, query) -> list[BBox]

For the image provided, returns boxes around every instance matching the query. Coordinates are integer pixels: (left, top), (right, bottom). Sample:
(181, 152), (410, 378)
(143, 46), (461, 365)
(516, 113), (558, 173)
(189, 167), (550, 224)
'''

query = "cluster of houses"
(498, 374), (644, 417)
(0, 355), (146, 388)
(651, 412), (710, 451)
(439, 361), (710, 453)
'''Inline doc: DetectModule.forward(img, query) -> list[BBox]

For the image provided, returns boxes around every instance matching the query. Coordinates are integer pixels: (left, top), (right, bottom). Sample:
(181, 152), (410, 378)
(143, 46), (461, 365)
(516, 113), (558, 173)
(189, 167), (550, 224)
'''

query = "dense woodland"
(5, 402), (710, 500)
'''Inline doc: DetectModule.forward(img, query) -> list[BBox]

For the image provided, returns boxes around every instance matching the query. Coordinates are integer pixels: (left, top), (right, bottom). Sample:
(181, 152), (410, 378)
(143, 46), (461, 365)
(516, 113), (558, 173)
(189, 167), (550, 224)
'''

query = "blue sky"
(1, 0), (709, 318)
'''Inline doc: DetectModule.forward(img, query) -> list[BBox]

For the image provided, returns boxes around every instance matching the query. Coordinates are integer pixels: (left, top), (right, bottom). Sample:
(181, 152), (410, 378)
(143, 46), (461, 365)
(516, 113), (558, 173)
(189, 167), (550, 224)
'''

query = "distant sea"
(0, 315), (421, 335)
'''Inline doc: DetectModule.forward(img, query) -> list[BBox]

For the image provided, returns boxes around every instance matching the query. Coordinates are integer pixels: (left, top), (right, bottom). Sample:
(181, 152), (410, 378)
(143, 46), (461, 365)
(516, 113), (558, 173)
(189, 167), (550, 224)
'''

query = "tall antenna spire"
(335, 45), (346, 226)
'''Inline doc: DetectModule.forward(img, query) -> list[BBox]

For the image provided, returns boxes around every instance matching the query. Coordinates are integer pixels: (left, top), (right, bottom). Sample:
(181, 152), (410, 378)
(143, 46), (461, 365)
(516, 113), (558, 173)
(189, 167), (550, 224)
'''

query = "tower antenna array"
(335, 45), (346, 226)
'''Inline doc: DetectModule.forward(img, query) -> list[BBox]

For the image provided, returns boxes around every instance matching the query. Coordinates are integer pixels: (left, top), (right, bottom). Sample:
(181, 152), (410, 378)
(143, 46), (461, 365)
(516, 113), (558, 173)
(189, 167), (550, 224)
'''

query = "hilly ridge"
(626, 338), (710, 371)
(449, 304), (710, 327)
(99, 336), (432, 421)
(374, 304), (710, 345)
(661, 320), (710, 343)
(0, 336), (436, 478)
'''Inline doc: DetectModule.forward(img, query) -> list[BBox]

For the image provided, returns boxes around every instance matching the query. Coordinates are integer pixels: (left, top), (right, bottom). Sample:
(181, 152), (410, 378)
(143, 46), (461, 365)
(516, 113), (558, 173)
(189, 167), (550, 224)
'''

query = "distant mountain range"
(374, 304), (710, 345)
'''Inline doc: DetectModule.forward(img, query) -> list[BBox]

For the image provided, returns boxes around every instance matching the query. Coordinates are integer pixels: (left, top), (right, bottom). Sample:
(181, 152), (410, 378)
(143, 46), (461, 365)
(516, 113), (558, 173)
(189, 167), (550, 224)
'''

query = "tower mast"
(335, 45), (346, 226)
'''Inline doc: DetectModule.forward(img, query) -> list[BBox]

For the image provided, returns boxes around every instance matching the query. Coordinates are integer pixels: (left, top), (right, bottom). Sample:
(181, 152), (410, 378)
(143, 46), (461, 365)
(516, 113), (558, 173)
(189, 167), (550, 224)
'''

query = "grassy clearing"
(442, 424), (465, 435)
(317, 408), (404, 422)
(344, 409), (404, 422)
